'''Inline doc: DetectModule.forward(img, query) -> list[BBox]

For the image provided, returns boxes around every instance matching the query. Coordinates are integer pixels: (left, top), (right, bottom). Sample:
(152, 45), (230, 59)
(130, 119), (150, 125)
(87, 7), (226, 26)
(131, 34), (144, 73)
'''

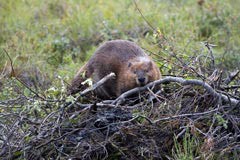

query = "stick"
(80, 72), (116, 96)
(112, 76), (239, 106)
(66, 72), (116, 109)
(3, 49), (46, 100)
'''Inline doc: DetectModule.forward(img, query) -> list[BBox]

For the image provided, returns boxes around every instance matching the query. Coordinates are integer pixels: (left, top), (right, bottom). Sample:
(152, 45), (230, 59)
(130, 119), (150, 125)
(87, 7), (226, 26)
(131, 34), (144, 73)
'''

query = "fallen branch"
(66, 72), (116, 109)
(124, 105), (229, 125)
(112, 76), (240, 106)
(153, 106), (224, 124)
(224, 70), (239, 85)
(80, 72), (116, 96)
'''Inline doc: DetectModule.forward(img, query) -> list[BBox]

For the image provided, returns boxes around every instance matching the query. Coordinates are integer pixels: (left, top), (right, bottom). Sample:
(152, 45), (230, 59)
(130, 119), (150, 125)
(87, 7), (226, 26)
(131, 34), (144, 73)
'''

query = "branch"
(112, 76), (240, 106)
(66, 72), (116, 109)
(3, 49), (46, 100)
(153, 107), (220, 124)
(80, 72), (116, 96)
(203, 41), (217, 69)
(118, 105), (229, 125)
(224, 70), (240, 85)
(132, 0), (155, 31)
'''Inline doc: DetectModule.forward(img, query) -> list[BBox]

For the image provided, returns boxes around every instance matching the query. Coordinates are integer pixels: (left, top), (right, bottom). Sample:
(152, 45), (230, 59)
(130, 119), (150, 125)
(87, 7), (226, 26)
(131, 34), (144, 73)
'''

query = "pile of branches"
(1, 70), (239, 159)
(0, 48), (240, 159)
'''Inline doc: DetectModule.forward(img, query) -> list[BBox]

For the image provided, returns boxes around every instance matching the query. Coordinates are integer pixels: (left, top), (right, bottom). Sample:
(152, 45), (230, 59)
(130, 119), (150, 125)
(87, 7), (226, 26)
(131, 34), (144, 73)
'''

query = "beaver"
(68, 40), (161, 99)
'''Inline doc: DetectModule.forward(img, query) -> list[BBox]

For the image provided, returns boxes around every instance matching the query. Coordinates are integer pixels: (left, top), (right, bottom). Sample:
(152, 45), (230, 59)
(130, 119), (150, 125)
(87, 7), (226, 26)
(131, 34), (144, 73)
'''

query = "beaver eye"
(128, 62), (132, 67)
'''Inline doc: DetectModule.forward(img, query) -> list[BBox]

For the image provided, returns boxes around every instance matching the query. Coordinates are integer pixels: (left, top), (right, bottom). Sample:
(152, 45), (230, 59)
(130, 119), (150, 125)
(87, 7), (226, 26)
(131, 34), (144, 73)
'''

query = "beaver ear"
(148, 61), (153, 69)
(128, 62), (132, 67)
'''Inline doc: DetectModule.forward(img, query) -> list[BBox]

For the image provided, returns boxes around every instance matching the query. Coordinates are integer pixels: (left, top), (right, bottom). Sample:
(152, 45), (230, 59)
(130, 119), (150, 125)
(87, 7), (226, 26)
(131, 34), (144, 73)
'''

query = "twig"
(222, 85), (240, 90)
(69, 102), (116, 120)
(153, 107), (221, 124)
(66, 72), (116, 109)
(3, 48), (46, 100)
(36, 127), (82, 149)
(203, 41), (217, 69)
(132, 0), (155, 31)
(224, 70), (240, 85)
(112, 76), (239, 106)
(80, 72), (116, 96)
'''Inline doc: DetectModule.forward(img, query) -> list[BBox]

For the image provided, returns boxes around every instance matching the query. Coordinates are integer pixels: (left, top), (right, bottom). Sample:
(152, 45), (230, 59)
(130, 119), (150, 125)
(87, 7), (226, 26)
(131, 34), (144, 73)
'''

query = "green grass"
(0, 0), (239, 108)
(0, 0), (239, 109)
(1, 0), (239, 78)
(0, 0), (239, 102)
(172, 130), (198, 160)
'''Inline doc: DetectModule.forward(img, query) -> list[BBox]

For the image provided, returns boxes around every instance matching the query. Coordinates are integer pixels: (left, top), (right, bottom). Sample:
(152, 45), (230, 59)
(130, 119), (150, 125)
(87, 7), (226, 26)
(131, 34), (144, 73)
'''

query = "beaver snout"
(138, 77), (145, 83)
(137, 77), (147, 86)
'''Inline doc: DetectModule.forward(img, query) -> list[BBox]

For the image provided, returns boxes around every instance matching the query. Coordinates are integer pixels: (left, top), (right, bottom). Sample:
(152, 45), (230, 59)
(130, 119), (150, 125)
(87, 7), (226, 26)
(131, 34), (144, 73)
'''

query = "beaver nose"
(138, 77), (146, 84)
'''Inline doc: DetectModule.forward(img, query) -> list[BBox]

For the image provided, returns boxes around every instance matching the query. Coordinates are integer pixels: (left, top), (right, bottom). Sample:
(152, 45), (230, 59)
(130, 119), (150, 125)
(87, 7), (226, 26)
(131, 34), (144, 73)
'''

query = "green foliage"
(172, 130), (198, 160)
(0, 79), (22, 100)
(215, 114), (228, 129)
(0, 0), (239, 74)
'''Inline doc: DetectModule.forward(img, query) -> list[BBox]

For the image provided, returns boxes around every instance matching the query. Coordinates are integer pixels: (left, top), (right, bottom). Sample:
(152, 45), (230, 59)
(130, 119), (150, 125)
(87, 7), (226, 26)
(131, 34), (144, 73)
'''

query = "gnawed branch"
(80, 72), (116, 96)
(66, 72), (116, 109)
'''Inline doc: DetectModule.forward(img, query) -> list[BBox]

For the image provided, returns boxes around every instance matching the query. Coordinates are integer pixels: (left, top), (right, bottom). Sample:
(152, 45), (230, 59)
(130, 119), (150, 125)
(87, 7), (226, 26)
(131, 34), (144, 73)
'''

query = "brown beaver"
(68, 40), (161, 99)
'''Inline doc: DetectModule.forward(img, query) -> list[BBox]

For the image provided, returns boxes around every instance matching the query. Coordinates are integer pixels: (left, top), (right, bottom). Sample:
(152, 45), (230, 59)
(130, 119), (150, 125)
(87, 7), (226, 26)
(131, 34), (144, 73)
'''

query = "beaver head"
(128, 57), (154, 86)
